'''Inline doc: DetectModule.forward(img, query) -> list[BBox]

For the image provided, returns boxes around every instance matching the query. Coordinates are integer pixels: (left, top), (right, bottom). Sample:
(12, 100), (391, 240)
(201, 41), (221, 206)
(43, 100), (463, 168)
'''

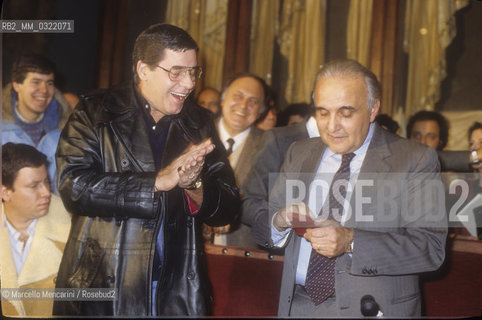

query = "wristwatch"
(186, 177), (202, 190)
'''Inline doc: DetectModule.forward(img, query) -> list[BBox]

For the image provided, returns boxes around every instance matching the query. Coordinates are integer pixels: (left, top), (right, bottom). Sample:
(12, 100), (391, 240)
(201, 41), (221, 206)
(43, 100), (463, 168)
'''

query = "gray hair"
(313, 59), (381, 110)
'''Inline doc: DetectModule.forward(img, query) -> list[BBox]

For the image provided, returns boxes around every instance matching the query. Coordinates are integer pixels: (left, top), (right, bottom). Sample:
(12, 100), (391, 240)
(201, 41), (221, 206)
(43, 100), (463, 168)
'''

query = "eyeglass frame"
(157, 65), (203, 82)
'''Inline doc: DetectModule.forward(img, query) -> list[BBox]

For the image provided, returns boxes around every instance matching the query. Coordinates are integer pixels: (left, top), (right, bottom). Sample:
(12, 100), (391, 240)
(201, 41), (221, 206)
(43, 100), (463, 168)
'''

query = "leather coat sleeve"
(185, 114), (240, 227)
(56, 103), (159, 220)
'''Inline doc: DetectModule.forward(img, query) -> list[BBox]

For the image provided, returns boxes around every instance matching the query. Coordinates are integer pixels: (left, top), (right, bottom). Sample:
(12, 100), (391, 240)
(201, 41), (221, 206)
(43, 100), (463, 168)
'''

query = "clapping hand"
(155, 138), (215, 192)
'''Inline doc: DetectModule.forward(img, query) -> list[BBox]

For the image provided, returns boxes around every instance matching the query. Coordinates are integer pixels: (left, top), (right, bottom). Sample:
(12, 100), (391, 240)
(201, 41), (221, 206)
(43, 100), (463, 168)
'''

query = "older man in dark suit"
(267, 59), (447, 317)
(213, 73), (268, 248)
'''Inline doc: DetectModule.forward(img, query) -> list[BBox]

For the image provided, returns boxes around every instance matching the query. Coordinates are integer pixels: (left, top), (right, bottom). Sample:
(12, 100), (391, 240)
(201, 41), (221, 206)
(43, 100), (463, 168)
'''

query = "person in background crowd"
(1, 143), (70, 317)
(211, 72), (268, 248)
(52, 23), (239, 317)
(407, 110), (448, 150)
(2, 54), (71, 194)
(257, 106), (278, 131)
(375, 113), (400, 135)
(256, 88), (278, 131)
(468, 121), (482, 172)
(197, 87), (221, 117)
(277, 102), (314, 127)
(267, 59), (446, 317)
(407, 110), (480, 171)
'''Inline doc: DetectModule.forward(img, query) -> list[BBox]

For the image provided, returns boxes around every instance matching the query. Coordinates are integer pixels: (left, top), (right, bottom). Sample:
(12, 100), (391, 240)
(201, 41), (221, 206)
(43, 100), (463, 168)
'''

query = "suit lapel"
(359, 125), (392, 174)
(347, 125), (393, 228)
(300, 138), (326, 182)
(234, 127), (263, 186)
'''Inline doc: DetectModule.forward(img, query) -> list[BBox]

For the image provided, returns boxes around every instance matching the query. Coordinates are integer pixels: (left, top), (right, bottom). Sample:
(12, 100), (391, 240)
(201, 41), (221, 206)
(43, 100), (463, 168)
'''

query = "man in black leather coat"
(53, 24), (239, 317)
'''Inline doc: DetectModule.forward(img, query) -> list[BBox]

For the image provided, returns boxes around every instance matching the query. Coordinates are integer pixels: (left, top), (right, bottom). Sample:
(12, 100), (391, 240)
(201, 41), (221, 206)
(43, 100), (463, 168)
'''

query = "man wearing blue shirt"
(2, 54), (71, 194)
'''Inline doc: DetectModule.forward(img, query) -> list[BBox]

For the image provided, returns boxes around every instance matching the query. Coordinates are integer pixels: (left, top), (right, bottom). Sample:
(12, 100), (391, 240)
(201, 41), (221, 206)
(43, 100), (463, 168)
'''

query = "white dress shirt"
(218, 117), (251, 153)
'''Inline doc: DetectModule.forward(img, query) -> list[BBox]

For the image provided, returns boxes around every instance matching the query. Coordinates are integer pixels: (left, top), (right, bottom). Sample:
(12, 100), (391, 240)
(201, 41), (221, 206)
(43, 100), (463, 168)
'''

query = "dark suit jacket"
(269, 124), (447, 317)
(242, 122), (309, 247)
(438, 150), (472, 172)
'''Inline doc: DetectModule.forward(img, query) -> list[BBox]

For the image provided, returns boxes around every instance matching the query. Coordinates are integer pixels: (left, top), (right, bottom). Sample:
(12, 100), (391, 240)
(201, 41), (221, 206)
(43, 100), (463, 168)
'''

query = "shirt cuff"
(271, 212), (291, 247)
(184, 190), (199, 215)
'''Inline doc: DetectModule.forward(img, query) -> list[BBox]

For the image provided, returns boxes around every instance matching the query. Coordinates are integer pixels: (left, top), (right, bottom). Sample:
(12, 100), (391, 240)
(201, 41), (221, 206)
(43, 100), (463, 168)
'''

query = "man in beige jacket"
(1, 143), (70, 317)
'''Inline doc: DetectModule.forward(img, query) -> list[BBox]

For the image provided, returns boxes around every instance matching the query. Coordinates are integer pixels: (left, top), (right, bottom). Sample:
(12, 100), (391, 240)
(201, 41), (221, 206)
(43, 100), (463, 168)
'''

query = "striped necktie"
(305, 152), (355, 305)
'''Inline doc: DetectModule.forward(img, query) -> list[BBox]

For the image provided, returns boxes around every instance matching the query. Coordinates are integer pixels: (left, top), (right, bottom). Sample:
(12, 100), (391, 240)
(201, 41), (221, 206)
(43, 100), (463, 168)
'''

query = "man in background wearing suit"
(268, 59), (447, 317)
(213, 73), (268, 248)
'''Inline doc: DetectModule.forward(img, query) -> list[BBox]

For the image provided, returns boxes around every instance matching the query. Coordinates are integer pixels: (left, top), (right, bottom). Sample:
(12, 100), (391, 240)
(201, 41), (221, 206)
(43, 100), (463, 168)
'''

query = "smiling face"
(2, 165), (51, 227)
(314, 75), (379, 155)
(221, 76), (265, 137)
(137, 48), (197, 122)
(12, 72), (55, 123)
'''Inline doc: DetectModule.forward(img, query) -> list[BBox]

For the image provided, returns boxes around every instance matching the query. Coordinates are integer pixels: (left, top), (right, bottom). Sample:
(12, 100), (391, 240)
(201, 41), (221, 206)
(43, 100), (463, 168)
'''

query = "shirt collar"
(218, 117), (251, 147)
(4, 216), (37, 241)
(133, 84), (178, 125)
(325, 122), (375, 159)
(14, 103), (45, 123)
(305, 116), (320, 138)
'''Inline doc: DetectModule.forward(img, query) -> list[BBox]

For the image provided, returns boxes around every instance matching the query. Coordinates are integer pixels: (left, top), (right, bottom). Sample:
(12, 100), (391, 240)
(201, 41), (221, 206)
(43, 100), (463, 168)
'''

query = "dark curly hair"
(406, 110), (449, 150)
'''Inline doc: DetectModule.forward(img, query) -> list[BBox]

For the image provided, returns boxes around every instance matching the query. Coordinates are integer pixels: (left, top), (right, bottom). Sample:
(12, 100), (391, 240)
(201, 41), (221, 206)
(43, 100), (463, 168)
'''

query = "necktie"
(226, 138), (235, 156)
(305, 152), (355, 305)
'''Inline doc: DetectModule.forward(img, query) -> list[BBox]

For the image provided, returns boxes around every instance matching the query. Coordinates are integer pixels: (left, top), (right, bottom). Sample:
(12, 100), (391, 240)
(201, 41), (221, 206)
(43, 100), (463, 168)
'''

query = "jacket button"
(106, 275), (115, 283)
(121, 159), (129, 167)
(187, 272), (195, 280)
(187, 221), (193, 227)
(288, 296), (291, 303)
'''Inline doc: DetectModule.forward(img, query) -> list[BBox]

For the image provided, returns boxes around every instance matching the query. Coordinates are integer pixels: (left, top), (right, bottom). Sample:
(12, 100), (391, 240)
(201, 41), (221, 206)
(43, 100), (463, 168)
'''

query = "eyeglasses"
(157, 65), (202, 82)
